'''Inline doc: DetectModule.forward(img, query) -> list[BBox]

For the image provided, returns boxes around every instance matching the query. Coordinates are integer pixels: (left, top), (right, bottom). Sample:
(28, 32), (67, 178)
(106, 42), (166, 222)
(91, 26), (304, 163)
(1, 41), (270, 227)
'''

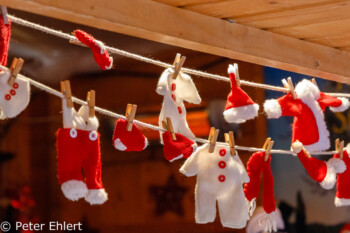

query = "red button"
(172, 94), (176, 101)
(13, 83), (19, 89)
(219, 149), (226, 156)
(218, 175), (225, 182)
(171, 83), (176, 91)
(178, 106), (182, 114)
(218, 161), (226, 168)
(10, 90), (16, 96)
(5, 94), (11, 101)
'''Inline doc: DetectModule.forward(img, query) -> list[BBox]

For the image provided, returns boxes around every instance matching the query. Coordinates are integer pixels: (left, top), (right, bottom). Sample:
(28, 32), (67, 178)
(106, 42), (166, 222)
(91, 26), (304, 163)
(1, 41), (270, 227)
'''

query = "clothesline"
(0, 64), (338, 156)
(8, 14), (350, 98)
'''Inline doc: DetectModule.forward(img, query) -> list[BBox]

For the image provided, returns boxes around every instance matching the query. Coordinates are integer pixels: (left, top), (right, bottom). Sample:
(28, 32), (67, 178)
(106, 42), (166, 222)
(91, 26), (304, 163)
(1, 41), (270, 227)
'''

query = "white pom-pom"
(264, 99), (282, 119)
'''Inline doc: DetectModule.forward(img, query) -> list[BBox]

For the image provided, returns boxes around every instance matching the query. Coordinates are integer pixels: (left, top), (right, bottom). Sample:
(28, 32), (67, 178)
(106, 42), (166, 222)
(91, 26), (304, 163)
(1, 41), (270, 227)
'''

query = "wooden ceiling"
(153, 0), (350, 51)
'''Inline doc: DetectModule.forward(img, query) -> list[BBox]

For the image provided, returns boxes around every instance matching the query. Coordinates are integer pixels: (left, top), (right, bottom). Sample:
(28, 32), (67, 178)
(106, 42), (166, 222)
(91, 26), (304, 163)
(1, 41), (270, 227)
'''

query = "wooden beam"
(3, 0), (350, 83)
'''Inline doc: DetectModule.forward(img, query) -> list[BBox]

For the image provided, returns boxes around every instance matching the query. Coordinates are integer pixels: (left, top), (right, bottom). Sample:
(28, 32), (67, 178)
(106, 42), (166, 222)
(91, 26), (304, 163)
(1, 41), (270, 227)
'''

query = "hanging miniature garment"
(291, 141), (345, 189)
(264, 79), (349, 152)
(333, 146), (350, 207)
(223, 64), (259, 123)
(0, 70), (30, 119)
(73, 29), (113, 70)
(244, 151), (277, 233)
(56, 100), (108, 205)
(156, 68), (201, 143)
(0, 16), (11, 66)
(340, 224), (350, 233)
(180, 143), (250, 229)
(162, 131), (197, 162)
(112, 118), (148, 152)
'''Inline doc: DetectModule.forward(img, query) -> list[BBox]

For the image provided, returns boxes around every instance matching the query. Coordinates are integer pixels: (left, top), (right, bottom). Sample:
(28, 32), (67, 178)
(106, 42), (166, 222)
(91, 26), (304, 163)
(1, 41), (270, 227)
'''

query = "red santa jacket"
(333, 148), (350, 207)
(264, 79), (349, 152)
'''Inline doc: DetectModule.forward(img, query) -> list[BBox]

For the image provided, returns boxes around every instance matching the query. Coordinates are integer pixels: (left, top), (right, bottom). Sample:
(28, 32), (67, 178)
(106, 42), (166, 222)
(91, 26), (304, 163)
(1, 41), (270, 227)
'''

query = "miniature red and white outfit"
(0, 70), (30, 119)
(157, 68), (201, 143)
(56, 100), (108, 205)
(333, 146), (350, 207)
(74, 29), (113, 70)
(180, 144), (250, 229)
(264, 79), (349, 152)
(0, 16), (11, 66)
(113, 119), (148, 152)
(291, 141), (345, 190)
(223, 64), (259, 123)
(244, 151), (277, 233)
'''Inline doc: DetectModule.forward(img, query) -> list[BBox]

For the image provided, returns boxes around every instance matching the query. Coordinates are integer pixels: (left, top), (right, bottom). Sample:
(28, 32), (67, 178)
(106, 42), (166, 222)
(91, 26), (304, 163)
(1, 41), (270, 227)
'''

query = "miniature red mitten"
(162, 131), (197, 162)
(0, 70), (30, 119)
(223, 64), (259, 123)
(0, 16), (11, 66)
(333, 147), (350, 207)
(244, 151), (277, 233)
(264, 79), (349, 152)
(74, 29), (113, 70)
(113, 118), (148, 152)
(56, 103), (108, 205)
(292, 141), (345, 190)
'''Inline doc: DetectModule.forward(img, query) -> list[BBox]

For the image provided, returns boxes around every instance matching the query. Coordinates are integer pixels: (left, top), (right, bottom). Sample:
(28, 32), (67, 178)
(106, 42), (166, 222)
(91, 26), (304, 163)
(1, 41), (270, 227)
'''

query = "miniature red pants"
(56, 128), (103, 190)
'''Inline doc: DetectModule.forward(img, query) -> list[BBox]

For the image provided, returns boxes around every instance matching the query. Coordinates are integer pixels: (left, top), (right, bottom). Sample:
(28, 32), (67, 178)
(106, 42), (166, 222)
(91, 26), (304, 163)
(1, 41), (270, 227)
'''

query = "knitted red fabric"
(334, 151), (350, 204)
(162, 131), (196, 162)
(74, 29), (113, 70)
(225, 73), (255, 109)
(0, 17), (11, 66)
(296, 148), (327, 183)
(244, 151), (276, 214)
(56, 128), (103, 189)
(340, 224), (350, 233)
(112, 119), (148, 152)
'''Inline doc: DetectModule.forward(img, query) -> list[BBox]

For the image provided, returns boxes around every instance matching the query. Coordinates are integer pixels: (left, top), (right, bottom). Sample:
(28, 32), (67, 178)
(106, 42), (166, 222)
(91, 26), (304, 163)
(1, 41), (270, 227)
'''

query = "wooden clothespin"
(281, 77), (296, 99)
(86, 90), (95, 118)
(311, 78), (318, 88)
(335, 138), (344, 160)
(208, 127), (219, 153)
(125, 104), (137, 131)
(8, 58), (24, 86)
(233, 63), (241, 87)
(263, 137), (274, 161)
(1, 6), (8, 25)
(224, 131), (236, 155)
(162, 117), (176, 141)
(60, 80), (73, 108)
(172, 53), (186, 79)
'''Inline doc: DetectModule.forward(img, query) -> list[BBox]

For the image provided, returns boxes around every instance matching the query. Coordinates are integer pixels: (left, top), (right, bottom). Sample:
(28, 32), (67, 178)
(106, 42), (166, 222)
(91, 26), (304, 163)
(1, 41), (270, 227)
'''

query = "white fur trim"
(246, 198), (256, 217)
(105, 57), (113, 70)
(61, 180), (88, 201)
(192, 143), (197, 153)
(295, 79), (320, 100)
(291, 141), (303, 154)
(224, 103), (259, 123)
(85, 189), (108, 205)
(264, 99), (282, 119)
(320, 158), (346, 189)
(335, 197), (350, 207)
(227, 64), (237, 75)
(169, 154), (184, 162)
(258, 211), (277, 233)
(330, 97), (350, 112)
(114, 138), (127, 151)
(95, 40), (105, 54)
(143, 138), (149, 150)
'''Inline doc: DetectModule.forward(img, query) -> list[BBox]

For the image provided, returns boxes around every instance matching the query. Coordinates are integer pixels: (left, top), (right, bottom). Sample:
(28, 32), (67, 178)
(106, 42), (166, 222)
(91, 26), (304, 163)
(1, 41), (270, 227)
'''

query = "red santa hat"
(74, 29), (113, 70)
(223, 64), (259, 124)
(162, 131), (197, 162)
(244, 151), (277, 233)
(291, 141), (345, 189)
(112, 118), (148, 152)
(0, 16), (11, 66)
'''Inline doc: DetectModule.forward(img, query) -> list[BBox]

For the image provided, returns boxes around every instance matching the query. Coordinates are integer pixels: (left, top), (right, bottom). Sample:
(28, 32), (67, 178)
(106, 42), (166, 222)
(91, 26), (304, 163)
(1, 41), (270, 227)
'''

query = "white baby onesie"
(180, 143), (250, 229)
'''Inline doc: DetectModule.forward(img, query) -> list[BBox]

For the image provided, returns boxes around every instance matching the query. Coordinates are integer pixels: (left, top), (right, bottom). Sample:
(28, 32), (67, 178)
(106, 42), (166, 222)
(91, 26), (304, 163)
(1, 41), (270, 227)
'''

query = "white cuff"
(330, 97), (350, 112)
